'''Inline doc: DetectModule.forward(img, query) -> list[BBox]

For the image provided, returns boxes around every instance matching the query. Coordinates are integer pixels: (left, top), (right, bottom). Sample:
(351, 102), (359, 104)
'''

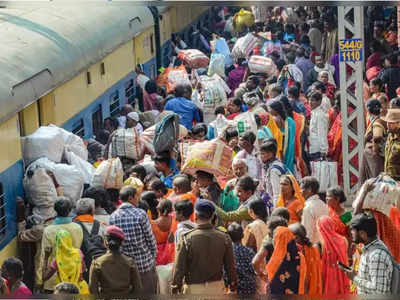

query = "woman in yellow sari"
(276, 175), (305, 225)
(43, 230), (89, 294)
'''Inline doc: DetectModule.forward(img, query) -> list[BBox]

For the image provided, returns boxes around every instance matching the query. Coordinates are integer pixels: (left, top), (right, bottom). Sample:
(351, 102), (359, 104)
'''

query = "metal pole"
(338, 6), (365, 201)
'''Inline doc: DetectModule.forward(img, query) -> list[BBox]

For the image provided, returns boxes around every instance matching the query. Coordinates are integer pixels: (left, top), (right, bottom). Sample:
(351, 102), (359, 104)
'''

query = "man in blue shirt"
(153, 152), (179, 189)
(164, 84), (200, 130)
(287, 85), (306, 116)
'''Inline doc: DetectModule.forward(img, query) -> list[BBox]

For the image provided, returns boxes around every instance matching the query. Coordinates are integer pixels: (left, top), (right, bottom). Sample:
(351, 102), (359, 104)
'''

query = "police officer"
(171, 199), (237, 295)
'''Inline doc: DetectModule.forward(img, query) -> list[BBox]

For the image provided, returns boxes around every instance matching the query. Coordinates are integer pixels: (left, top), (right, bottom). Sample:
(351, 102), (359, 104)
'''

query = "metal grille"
(338, 7), (365, 200)
(0, 184), (7, 241)
(109, 91), (120, 117)
(125, 80), (135, 105)
(72, 119), (85, 138)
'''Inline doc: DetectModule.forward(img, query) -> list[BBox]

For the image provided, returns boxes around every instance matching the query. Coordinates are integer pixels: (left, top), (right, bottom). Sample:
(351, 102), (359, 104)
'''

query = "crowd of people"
(3, 5), (400, 297)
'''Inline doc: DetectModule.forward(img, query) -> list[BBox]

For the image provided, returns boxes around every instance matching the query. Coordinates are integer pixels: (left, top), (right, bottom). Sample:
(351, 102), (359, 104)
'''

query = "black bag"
(153, 113), (179, 154)
(75, 220), (107, 281)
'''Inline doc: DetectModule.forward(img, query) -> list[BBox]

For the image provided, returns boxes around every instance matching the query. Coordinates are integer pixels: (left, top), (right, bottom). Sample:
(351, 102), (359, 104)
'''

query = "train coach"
(0, 4), (212, 262)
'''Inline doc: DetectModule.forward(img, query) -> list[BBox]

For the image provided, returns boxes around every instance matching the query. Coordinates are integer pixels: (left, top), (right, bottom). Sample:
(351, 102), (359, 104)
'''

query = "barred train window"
(109, 91), (120, 117)
(125, 80), (135, 105)
(72, 119), (84, 138)
(0, 184), (6, 241)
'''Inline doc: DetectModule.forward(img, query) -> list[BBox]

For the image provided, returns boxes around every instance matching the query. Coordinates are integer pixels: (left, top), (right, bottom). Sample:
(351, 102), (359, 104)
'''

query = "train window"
(100, 62), (105, 76)
(109, 91), (120, 117)
(86, 71), (91, 85)
(150, 33), (154, 55)
(0, 184), (6, 242)
(125, 80), (135, 105)
(92, 105), (103, 137)
(72, 119), (85, 138)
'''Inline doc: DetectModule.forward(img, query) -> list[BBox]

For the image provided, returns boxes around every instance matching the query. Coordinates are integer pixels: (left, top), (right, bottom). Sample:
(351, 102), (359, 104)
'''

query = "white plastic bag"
(156, 263), (173, 295)
(21, 126), (65, 165)
(28, 157), (85, 204)
(311, 161), (338, 192)
(207, 53), (226, 78)
(91, 158), (124, 189)
(198, 75), (228, 115)
(23, 167), (57, 210)
(209, 114), (235, 137)
(353, 175), (400, 216)
(234, 111), (258, 135)
(111, 128), (142, 160)
(65, 151), (95, 184)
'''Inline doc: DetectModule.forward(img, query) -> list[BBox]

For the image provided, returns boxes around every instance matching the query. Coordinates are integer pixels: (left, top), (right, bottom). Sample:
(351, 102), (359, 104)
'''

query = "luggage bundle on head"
(157, 65), (190, 93)
(110, 128), (142, 160)
(23, 167), (57, 220)
(181, 139), (233, 177)
(233, 9), (255, 33)
(197, 74), (228, 115)
(65, 151), (95, 184)
(177, 49), (210, 69)
(153, 113), (180, 154)
(91, 158), (124, 189)
(27, 157), (85, 205)
(50, 125), (88, 161)
(248, 56), (277, 76)
(353, 174), (400, 216)
(232, 33), (258, 59)
(207, 53), (226, 79)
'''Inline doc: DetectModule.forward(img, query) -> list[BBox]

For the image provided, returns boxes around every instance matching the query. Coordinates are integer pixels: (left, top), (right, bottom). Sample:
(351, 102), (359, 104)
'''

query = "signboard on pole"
(339, 38), (363, 62)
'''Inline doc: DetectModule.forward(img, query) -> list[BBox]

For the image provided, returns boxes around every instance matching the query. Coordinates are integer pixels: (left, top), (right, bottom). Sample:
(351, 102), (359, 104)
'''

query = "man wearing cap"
(383, 108), (400, 181)
(171, 199), (237, 295)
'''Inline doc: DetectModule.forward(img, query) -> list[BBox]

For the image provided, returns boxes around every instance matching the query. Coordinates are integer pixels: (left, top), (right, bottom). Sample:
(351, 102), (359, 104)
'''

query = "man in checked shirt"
(339, 213), (394, 294)
(110, 186), (158, 294)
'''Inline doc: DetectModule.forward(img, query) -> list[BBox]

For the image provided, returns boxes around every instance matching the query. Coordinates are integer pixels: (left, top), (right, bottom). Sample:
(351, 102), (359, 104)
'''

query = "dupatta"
(283, 117), (296, 173)
(261, 112), (283, 159)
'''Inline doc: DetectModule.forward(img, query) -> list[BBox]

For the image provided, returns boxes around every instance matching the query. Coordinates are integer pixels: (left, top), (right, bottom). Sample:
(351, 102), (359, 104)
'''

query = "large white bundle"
(111, 128), (142, 160)
(28, 158), (84, 204)
(232, 33), (257, 59)
(23, 167), (57, 211)
(234, 111), (258, 135)
(353, 175), (400, 216)
(156, 263), (173, 295)
(197, 74), (228, 116)
(248, 56), (277, 76)
(65, 151), (95, 184)
(91, 158), (124, 189)
(49, 124), (88, 161)
(21, 126), (65, 165)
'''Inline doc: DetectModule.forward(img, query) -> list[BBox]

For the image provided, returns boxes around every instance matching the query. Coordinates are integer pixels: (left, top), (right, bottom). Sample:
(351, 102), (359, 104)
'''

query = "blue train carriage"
(0, 4), (212, 263)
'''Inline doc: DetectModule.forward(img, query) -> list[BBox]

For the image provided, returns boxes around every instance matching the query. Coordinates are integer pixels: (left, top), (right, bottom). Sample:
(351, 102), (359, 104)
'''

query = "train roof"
(0, 5), (155, 123)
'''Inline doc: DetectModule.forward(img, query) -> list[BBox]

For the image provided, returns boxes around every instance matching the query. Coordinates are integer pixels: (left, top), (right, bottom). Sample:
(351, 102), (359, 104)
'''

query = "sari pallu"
(261, 113), (283, 159)
(151, 218), (175, 265)
(297, 244), (323, 295)
(282, 117), (296, 174)
(54, 230), (89, 294)
(318, 216), (350, 296)
(292, 112), (307, 177)
(266, 227), (306, 295)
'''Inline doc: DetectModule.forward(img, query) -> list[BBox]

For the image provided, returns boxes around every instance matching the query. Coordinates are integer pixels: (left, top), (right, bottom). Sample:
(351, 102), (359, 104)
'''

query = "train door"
(92, 105), (103, 137)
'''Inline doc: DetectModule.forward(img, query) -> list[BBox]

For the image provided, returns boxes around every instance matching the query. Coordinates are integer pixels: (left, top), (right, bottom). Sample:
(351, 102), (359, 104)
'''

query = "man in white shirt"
(235, 131), (262, 181)
(300, 176), (329, 244)
(308, 91), (329, 161)
(118, 109), (143, 135)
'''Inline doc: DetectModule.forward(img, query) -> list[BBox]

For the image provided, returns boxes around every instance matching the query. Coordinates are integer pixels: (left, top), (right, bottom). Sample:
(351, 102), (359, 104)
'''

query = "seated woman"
(43, 230), (89, 294)
(266, 226), (306, 295)
(276, 175), (305, 225)
(1, 258), (31, 297)
(215, 176), (258, 227)
(317, 216), (351, 296)
(289, 223), (322, 295)
(151, 199), (174, 265)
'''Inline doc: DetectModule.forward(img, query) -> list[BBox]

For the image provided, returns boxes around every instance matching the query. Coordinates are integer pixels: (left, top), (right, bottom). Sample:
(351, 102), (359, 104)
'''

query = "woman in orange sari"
(276, 175), (305, 225)
(150, 199), (174, 265)
(266, 226), (306, 295)
(317, 216), (351, 296)
(289, 223), (322, 295)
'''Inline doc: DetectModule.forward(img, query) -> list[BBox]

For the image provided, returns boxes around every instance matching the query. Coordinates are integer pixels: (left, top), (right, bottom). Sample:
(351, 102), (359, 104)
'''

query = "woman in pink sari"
(318, 216), (351, 296)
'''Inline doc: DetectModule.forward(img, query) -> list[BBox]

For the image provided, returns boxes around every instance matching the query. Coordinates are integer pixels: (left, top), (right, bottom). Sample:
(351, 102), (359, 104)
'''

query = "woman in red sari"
(318, 216), (351, 296)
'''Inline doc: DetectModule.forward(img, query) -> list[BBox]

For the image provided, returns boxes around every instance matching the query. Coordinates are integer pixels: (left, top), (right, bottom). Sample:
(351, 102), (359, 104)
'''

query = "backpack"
(373, 245), (400, 294)
(153, 113), (179, 154)
(75, 220), (107, 281)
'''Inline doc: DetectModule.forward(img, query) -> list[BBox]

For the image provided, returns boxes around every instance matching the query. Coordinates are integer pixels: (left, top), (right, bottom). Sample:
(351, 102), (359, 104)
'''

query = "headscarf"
(317, 216), (350, 295)
(261, 112), (283, 159)
(276, 174), (305, 208)
(55, 230), (87, 293)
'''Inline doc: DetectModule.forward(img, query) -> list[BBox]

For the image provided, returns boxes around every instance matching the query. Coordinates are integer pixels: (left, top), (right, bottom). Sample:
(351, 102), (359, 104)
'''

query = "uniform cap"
(194, 199), (216, 218)
(106, 225), (125, 241)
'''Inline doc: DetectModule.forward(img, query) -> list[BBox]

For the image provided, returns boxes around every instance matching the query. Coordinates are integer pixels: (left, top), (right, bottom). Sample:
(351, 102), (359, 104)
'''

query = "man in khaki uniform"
(171, 199), (237, 295)
(383, 109), (400, 181)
